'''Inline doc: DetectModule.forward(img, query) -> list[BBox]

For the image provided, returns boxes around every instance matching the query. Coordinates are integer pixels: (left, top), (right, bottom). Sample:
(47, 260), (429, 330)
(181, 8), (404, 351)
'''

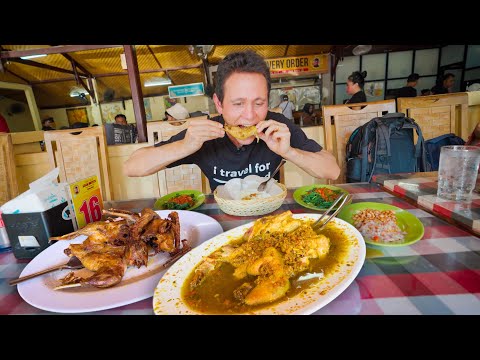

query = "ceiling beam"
(0, 45), (122, 59)
(94, 63), (202, 78)
(60, 53), (94, 77)
(146, 45), (176, 85)
(5, 69), (30, 84)
(124, 45), (147, 143)
(8, 58), (89, 77)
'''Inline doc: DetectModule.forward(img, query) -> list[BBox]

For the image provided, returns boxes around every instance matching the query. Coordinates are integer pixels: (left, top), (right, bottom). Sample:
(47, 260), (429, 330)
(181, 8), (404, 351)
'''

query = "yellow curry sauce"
(181, 221), (353, 314)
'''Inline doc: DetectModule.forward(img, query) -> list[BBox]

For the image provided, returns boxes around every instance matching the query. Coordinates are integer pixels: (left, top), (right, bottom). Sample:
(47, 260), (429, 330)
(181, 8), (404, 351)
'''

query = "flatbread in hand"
(224, 125), (260, 142)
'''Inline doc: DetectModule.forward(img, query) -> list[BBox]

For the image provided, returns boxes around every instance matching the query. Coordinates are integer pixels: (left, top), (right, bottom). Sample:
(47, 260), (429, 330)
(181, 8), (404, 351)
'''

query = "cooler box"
(2, 202), (75, 259)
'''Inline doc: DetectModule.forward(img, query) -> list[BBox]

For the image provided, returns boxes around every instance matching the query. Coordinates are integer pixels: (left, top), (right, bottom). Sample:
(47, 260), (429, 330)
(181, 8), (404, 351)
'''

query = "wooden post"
(123, 45), (147, 143)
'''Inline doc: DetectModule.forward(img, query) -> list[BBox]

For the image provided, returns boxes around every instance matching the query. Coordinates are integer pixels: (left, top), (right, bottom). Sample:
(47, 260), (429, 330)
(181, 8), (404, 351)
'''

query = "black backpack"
(345, 113), (428, 183)
(424, 133), (465, 171)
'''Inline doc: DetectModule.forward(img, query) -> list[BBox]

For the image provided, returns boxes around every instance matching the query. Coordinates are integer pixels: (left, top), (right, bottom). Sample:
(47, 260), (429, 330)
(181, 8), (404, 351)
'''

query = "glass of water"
(437, 145), (480, 201)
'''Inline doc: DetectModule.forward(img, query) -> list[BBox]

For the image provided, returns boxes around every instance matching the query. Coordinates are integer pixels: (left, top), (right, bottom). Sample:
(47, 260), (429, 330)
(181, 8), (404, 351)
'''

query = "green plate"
(154, 190), (205, 211)
(293, 184), (349, 211)
(336, 202), (424, 247)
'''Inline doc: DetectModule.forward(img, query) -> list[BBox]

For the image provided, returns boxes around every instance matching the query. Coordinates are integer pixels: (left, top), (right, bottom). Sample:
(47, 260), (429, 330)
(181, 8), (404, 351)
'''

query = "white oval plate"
(17, 210), (223, 313)
(153, 214), (366, 315)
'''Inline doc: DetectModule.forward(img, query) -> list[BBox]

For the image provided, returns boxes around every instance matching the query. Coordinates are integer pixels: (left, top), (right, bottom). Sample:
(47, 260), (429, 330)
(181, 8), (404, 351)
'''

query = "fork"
(9, 256), (84, 286)
(311, 193), (353, 233)
(257, 159), (286, 192)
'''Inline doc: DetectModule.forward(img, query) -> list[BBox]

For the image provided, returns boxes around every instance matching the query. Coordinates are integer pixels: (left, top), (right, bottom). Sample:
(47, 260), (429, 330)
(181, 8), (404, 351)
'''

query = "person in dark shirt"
(124, 50), (340, 190)
(431, 73), (455, 95)
(345, 71), (367, 104)
(396, 73), (419, 98)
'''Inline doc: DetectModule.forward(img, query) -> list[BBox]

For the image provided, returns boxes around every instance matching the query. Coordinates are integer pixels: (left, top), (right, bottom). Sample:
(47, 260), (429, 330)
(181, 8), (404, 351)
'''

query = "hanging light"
(144, 76), (172, 87)
(352, 45), (372, 56)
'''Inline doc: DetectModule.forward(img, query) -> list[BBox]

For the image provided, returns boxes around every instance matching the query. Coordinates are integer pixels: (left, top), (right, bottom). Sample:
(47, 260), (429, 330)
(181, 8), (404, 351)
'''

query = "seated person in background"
(421, 89), (432, 96)
(164, 103), (190, 125)
(41, 117), (56, 131)
(345, 71), (367, 104)
(396, 73), (419, 98)
(431, 73), (455, 95)
(0, 113), (10, 133)
(123, 50), (340, 190)
(114, 114), (128, 125)
(300, 103), (317, 126)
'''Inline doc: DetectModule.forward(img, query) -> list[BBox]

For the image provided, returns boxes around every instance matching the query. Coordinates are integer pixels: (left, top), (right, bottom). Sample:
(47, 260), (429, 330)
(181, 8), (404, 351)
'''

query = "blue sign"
(168, 82), (205, 98)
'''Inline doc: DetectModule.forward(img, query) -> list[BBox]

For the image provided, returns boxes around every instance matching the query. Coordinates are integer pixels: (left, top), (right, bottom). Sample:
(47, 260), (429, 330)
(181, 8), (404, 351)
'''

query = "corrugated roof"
(1, 44), (437, 109)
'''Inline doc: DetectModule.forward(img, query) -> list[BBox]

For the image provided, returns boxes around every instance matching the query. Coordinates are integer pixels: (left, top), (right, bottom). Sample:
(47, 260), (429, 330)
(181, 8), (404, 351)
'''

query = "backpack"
(345, 112), (428, 183)
(424, 133), (465, 171)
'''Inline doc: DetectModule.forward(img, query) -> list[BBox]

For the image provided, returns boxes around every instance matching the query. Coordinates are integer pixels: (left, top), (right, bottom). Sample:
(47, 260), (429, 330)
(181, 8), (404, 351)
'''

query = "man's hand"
(256, 120), (292, 157)
(181, 119), (225, 153)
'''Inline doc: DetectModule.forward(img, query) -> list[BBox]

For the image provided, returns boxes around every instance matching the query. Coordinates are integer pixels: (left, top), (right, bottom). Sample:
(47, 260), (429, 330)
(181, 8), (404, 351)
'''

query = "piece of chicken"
(50, 220), (130, 246)
(141, 212), (181, 253)
(243, 247), (290, 306)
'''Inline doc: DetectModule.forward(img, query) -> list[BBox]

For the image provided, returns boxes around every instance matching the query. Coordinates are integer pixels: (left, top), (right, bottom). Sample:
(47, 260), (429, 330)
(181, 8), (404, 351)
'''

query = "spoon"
(257, 159), (287, 192)
(9, 256), (84, 286)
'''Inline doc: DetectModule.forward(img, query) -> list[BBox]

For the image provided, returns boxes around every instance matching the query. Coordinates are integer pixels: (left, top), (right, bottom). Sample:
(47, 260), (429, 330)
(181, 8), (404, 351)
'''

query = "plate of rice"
(336, 202), (424, 247)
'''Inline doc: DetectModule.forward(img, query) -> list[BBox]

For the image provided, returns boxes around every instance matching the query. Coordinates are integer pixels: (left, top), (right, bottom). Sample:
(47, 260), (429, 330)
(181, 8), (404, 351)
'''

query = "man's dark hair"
(115, 114), (127, 121)
(348, 71), (367, 88)
(407, 73), (420, 82)
(215, 50), (271, 103)
(71, 122), (89, 129)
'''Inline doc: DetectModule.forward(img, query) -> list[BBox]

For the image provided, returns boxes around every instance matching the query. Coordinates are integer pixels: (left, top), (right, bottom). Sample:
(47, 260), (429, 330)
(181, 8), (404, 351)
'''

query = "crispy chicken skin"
(57, 209), (185, 289)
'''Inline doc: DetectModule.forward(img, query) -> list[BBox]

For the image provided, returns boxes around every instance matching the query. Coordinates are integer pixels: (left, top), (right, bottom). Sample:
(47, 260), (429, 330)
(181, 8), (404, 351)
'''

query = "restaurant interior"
(1, 44), (479, 315)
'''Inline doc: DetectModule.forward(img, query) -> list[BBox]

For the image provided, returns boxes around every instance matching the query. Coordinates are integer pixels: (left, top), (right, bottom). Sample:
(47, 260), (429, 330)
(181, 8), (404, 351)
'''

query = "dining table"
(1, 181), (480, 315)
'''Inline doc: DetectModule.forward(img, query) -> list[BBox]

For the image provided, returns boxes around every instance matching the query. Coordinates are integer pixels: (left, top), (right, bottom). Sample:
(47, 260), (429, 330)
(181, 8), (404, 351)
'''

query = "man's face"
(115, 117), (127, 125)
(45, 120), (55, 128)
(444, 76), (455, 89)
(213, 72), (268, 146)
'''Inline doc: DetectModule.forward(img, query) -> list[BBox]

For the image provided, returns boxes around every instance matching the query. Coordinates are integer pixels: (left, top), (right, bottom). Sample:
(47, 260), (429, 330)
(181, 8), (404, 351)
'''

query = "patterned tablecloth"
(1, 182), (480, 315)
(372, 172), (480, 236)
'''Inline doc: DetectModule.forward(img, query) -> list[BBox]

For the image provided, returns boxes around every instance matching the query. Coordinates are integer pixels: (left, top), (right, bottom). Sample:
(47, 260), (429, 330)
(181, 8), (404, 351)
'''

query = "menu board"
(67, 175), (103, 229)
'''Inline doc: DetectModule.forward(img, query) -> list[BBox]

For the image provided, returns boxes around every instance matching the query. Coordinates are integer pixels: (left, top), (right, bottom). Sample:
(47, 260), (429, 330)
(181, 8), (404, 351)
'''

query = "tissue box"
(2, 202), (75, 259)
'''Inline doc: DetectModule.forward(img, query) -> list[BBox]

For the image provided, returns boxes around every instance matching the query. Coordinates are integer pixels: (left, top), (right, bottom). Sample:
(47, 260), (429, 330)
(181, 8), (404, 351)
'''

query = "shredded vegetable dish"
(301, 187), (343, 209)
(163, 193), (196, 210)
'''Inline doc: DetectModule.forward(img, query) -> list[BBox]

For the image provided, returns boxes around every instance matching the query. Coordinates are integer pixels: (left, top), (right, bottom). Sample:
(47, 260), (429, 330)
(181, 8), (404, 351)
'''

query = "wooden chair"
(147, 121), (208, 196)
(397, 92), (469, 141)
(43, 126), (113, 201)
(0, 133), (18, 206)
(10, 130), (50, 194)
(322, 99), (396, 184)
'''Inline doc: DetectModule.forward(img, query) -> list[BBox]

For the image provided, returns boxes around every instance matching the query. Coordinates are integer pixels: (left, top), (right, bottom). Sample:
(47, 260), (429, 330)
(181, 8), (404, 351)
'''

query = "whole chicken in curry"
(183, 211), (333, 312)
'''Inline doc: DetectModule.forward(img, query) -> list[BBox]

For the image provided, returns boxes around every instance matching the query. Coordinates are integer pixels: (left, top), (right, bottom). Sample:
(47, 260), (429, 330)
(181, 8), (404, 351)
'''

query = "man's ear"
(213, 94), (223, 114)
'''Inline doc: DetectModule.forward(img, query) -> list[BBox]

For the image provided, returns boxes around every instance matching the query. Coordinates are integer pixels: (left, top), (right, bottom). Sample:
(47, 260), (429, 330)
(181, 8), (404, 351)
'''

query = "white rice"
(353, 209), (406, 243)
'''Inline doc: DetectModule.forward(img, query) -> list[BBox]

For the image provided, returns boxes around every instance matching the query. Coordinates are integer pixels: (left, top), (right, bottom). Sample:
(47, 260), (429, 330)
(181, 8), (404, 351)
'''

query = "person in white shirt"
(278, 95), (295, 121)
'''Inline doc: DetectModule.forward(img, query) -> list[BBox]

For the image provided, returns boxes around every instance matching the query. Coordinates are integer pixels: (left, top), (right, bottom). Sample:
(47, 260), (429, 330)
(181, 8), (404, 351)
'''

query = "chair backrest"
(146, 121), (206, 196)
(322, 99), (396, 183)
(397, 92), (469, 141)
(43, 126), (113, 201)
(10, 130), (44, 154)
(10, 131), (49, 194)
(0, 134), (18, 206)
